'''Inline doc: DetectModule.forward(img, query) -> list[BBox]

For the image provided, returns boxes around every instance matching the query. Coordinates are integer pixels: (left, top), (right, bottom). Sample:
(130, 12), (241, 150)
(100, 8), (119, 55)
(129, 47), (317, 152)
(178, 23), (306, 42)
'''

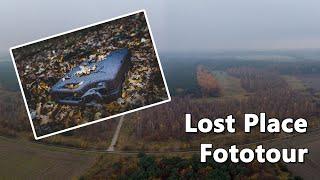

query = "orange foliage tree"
(196, 65), (221, 97)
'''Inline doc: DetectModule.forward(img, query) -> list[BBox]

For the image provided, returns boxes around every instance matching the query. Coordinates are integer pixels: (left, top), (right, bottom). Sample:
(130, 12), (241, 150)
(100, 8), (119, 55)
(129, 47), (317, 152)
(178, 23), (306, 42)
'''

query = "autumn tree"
(196, 65), (221, 97)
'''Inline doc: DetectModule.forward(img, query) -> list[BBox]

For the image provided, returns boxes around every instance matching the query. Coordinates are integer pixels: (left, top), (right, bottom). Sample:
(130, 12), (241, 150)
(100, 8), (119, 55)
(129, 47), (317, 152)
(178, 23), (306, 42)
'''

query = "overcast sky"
(1, 0), (320, 55)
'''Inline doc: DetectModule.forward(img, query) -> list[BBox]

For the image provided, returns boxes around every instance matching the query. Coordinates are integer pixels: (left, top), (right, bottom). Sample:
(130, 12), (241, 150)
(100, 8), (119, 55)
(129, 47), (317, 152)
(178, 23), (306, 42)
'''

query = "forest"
(129, 64), (320, 141)
(81, 152), (300, 179)
(1, 54), (320, 150)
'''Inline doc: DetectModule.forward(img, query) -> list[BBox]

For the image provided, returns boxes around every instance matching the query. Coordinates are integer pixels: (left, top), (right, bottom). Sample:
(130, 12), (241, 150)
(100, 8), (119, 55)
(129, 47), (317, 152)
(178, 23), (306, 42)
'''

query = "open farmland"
(0, 136), (96, 179)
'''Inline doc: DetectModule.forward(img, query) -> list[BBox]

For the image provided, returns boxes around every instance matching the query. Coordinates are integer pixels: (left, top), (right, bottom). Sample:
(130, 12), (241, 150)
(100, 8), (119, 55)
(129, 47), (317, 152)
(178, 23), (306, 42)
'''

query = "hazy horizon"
(3, 48), (320, 63)
(1, 0), (320, 55)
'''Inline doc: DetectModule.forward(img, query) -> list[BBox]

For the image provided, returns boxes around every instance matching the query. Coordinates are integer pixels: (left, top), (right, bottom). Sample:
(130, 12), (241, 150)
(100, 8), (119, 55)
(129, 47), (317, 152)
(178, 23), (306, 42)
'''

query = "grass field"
(282, 74), (320, 103)
(0, 136), (97, 179)
(193, 70), (248, 103)
(212, 70), (247, 98)
(297, 74), (320, 91)
(282, 75), (307, 92)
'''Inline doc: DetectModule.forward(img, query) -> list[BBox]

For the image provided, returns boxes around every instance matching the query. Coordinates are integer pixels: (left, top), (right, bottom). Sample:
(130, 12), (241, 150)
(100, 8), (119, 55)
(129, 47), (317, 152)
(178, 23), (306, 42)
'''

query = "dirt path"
(107, 115), (125, 152)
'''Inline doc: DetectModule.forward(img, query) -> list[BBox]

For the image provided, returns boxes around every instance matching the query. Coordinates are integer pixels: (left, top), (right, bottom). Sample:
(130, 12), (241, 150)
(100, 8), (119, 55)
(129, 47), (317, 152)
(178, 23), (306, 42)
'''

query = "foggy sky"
(1, 0), (320, 55)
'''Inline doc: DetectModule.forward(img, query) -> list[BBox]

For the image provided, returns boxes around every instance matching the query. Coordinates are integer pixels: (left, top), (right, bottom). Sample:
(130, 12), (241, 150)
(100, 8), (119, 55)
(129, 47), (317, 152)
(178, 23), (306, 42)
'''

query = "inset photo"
(10, 10), (170, 139)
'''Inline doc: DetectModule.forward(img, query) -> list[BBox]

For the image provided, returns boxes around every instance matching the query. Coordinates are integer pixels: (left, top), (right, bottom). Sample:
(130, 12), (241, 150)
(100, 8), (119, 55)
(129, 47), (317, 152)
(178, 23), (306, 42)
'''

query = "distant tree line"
(227, 67), (287, 92)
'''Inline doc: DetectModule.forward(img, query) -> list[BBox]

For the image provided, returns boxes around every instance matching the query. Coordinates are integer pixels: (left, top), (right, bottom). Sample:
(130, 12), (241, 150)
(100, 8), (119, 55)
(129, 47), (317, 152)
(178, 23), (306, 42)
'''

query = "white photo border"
(9, 9), (171, 140)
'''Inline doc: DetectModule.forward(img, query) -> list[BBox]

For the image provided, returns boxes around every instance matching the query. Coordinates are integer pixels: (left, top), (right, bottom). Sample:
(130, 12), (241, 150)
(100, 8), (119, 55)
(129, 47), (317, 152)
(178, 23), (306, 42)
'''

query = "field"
(0, 136), (96, 179)
(283, 74), (320, 103)
(281, 75), (307, 92)
(298, 74), (320, 91)
(207, 70), (247, 101)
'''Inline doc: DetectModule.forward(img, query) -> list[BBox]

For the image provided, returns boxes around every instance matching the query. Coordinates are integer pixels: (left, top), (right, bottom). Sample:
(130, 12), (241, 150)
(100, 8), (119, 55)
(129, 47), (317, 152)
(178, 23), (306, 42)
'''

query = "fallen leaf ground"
(12, 12), (168, 136)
